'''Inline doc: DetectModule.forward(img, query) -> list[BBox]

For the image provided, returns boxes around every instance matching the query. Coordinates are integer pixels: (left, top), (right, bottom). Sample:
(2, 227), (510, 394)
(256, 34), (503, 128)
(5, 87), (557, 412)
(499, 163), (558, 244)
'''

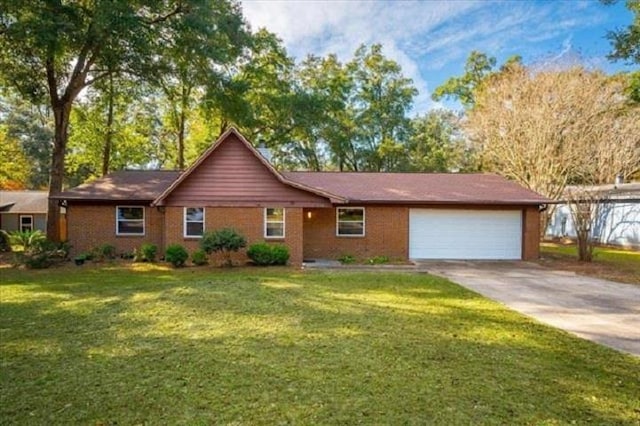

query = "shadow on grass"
(1, 268), (639, 424)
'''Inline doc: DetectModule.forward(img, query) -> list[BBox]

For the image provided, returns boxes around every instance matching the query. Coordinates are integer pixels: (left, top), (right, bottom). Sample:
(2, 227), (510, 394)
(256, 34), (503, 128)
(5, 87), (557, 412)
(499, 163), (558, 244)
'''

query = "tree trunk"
(178, 107), (185, 169)
(47, 101), (72, 242)
(102, 74), (115, 176)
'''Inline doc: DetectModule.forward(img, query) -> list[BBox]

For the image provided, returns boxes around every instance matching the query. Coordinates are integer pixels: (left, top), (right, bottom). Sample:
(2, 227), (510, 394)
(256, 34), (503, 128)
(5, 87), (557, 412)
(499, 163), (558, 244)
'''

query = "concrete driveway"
(419, 261), (640, 356)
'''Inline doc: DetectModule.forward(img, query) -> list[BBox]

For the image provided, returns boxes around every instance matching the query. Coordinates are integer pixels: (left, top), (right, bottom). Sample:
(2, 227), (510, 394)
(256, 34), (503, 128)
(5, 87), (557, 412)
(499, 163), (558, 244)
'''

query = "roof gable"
(153, 128), (338, 206)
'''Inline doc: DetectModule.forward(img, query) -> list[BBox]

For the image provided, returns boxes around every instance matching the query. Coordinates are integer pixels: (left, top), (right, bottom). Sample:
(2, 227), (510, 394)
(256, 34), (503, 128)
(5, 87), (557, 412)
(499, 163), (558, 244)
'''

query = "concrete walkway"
(419, 261), (640, 356)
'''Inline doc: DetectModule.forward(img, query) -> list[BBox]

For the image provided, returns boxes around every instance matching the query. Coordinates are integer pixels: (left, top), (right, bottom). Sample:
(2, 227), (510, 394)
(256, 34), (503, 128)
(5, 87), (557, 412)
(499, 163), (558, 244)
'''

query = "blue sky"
(240, 0), (635, 113)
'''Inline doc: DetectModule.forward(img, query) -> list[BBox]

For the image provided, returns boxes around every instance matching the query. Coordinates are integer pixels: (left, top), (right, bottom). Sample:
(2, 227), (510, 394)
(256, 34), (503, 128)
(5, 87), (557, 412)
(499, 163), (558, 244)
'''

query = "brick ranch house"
(54, 128), (548, 264)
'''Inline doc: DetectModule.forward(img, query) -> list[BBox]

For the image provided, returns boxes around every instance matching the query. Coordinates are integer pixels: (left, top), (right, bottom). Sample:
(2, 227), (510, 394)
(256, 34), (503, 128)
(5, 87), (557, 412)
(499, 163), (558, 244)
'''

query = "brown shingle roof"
(282, 172), (549, 205)
(54, 170), (181, 201)
(54, 169), (549, 205)
(0, 191), (48, 213)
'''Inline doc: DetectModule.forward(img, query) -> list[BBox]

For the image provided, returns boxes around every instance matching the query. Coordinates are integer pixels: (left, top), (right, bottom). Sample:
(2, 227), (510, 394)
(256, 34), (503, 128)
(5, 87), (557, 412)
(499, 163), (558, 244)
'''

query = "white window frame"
(115, 206), (145, 236)
(264, 207), (285, 239)
(336, 207), (366, 237)
(184, 207), (205, 238)
(19, 215), (33, 232)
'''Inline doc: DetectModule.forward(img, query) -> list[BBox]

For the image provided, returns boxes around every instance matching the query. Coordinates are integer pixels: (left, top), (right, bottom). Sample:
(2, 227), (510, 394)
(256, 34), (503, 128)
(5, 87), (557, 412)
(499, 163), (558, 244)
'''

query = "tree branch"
(144, 2), (186, 25)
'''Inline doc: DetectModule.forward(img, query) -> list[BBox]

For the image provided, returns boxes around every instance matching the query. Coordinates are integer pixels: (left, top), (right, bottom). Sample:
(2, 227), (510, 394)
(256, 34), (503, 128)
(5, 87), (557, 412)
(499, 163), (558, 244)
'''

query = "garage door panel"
(409, 209), (522, 260)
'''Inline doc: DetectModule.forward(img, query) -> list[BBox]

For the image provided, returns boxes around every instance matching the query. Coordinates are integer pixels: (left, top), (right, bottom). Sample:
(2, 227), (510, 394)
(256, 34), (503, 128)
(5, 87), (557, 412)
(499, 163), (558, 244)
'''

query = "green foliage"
(165, 244), (188, 268)
(432, 51), (522, 108)
(7, 233), (69, 269)
(191, 249), (208, 266)
(0, 92), (53, 189)
(337, 254), (356, 264)
(367, 255), (389, 265)
(135, 243), (157, 263)
(22, 251), (53, 269)
(120, 251), (135, 260)
(200, 228), (247, 266)
(604, 0), (640, 65)
(93, 244), (116, 261)
(4, 230), (46, 252)
(0, 125), (30, 189)
(408, 110), (471, 172)
(0, 230), (10, 252)
(348, 44), (418, 171)
(246, 243), (290, 266)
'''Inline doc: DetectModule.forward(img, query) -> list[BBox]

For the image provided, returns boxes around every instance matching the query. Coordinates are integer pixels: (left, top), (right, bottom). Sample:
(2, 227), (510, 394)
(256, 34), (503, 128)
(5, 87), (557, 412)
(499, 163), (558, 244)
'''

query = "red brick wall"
(66, 204), (163, 256)
(164, 207), (304, 265)
(522, 206), (541, 260)
(303, 205), (541, 261)
(302, 206), (409, 261)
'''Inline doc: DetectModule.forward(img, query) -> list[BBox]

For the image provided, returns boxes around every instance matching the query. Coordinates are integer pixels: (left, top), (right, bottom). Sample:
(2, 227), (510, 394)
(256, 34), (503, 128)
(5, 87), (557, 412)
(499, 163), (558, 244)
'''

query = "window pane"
(186, 208), (204, 222)
(266, 208), (284, 221)
(118, 207), (143, 220)
(266, 223), (284, 237)
(186, 222), (204, 236)
(117, 220), (143, 235)
(20, 216), (33, 225)
(338, 222), (364, 235)
(338, 208), (363, 222)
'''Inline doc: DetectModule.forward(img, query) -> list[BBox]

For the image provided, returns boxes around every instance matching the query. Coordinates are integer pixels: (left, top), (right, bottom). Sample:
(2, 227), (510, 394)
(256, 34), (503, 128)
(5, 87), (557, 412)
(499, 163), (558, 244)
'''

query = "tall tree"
(155, 0), (249, 169)
(602, 0), (640, 102)
(348, 44), (417, 171)
(604, 0), (640, 63)
(66, 81), (166, 186)
(432, 51), (521, 109)
(0, 91), (53, 188)
(0, 0), (247, 240)
(466, 65), (640, 245)
(407, 110), (467, 172)
(0, 126), (30, 189)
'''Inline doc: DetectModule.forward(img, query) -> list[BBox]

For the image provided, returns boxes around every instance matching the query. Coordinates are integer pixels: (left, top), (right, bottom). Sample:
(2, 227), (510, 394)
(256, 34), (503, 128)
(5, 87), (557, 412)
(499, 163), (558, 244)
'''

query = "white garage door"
(409, 209), (522, 260)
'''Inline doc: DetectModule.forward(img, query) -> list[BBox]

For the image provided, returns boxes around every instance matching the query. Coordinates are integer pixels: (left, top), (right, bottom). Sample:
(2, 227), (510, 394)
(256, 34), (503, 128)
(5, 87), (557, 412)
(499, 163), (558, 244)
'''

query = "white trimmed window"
(337, 207), (365, 236)
(116, 206), (145, 236)
(184, 207), (205, 237)
(265, 208), (285, 238)
(19, 215), (33, 232)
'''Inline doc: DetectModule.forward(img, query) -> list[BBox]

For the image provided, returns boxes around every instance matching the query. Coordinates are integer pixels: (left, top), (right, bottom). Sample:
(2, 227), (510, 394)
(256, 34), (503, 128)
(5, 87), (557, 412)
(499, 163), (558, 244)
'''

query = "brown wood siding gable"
(164, 134), (330, 207)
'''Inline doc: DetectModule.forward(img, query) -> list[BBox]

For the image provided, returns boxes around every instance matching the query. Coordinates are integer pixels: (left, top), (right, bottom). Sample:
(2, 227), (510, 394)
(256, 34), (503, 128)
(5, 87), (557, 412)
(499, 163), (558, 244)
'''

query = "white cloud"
(239, 0), (621, 114)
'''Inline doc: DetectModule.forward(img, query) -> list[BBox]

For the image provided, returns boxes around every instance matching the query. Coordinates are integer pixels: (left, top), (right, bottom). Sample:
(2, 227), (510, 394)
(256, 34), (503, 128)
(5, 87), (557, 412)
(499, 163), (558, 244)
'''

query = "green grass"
(541, 242), (640, 284)
(1, 264), (639, 424)
(542, 243), (640, 263)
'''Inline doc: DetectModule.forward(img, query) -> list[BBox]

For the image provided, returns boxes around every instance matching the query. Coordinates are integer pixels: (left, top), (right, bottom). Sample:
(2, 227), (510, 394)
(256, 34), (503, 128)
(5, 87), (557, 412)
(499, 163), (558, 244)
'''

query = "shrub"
(367, 255), (389, 265)
(10, 237), (69, 269)
(0, 231), (10, 252)
(247, 243), (290, 266)
(23, 251), (53, 269)
(120, 251), (135, 260)
(338, 254), (356, 264)
(139, 243), (157, 262)
(191, 249), (208, 266)
(165, 244), (188, 267)
(4, 230), (46, 252)
(93, 244), (116, 261)
(200, 228), (246, 266)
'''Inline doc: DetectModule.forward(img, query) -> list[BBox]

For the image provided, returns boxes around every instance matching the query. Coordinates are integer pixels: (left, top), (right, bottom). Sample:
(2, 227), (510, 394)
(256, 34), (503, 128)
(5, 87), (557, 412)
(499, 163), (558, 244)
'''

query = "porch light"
(307, 211), (312, 219)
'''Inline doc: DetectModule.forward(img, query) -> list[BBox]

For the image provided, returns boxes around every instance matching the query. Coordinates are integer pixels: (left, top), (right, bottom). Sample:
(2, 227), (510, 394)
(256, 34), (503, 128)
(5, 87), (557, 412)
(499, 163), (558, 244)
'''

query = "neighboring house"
(0, 191), (48, 233)
(546, 183), (640, 249)
(54, 128), (549, 264)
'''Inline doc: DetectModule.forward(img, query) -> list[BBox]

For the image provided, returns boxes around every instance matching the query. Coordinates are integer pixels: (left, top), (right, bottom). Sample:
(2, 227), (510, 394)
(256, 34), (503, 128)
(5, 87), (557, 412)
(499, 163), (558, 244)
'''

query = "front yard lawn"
(1, 264), (639, 424)
(540, 242), (640, 284)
